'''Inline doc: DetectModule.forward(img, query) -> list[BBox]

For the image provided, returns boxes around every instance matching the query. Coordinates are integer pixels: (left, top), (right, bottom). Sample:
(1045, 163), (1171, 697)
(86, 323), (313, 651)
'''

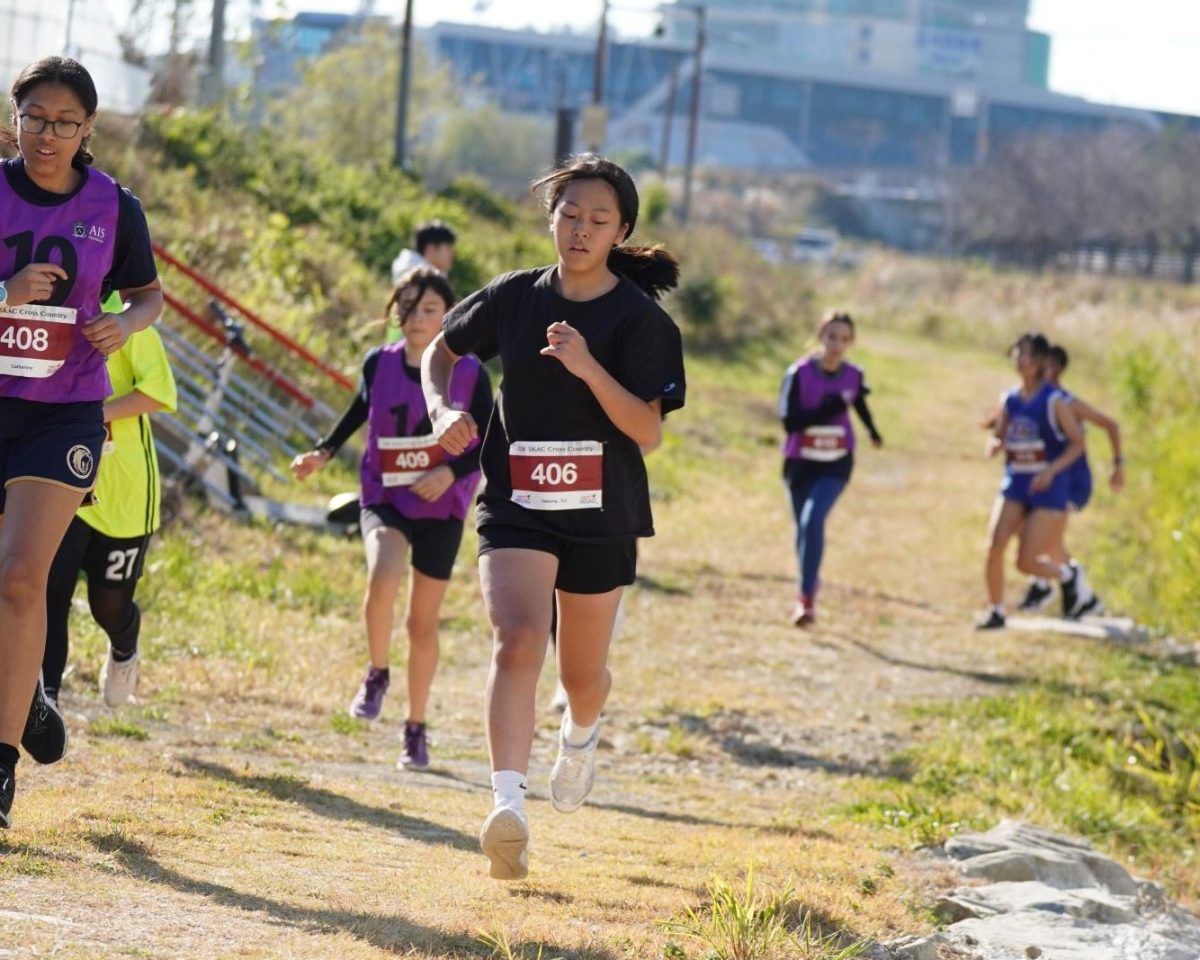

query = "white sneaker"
(549, 710), (600, 814)
(549, 679), (569, 713)
(479, 805), (529, 880)
(100, 651), (139, 707)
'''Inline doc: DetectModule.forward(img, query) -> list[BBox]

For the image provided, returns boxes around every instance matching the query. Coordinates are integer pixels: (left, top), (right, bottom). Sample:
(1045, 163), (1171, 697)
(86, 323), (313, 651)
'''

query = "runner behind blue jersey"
(42, 298), (177, 713)
(779, 311), (882, 627)
(0, 57), (163, 828)
(291, 268), (493, 769)
(977, 334), (1092, 630)
(1016, 343), (1122, 615)
(422, 154), (685, 881)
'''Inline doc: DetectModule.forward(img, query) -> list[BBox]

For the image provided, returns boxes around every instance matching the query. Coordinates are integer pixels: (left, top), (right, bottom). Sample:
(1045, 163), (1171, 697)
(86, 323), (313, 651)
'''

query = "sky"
(121, 0), (1200, 117)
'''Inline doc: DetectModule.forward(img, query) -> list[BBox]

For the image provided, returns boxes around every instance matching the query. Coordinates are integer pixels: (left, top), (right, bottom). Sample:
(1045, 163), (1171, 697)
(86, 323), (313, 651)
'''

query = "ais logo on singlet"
(72, 221), (107, 244)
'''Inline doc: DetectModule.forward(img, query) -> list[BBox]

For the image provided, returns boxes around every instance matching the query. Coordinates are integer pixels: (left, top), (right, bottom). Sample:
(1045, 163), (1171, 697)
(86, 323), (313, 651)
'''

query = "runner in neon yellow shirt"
(42, 293), (176, 709)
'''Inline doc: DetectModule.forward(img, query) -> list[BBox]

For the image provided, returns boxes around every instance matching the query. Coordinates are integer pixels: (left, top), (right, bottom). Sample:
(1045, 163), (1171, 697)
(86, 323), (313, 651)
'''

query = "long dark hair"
(4, 57), (98, 166)
(386, 267), (456, 327)
(532, 154), (680, 301)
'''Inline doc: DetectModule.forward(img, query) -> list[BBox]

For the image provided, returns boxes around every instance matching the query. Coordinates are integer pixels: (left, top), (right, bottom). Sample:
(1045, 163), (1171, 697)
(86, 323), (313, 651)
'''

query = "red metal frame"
(154, 243), (354, 391)
(161, 290), (317, 409)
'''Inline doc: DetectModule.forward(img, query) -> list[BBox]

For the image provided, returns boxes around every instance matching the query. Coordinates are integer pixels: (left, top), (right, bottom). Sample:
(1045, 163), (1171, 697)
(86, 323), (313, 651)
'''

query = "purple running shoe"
(349, 666), (389, 721)
(399, 721), (429, 769)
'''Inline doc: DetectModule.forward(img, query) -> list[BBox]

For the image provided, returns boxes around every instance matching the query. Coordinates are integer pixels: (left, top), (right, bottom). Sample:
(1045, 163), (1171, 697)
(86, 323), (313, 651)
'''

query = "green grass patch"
(88, 716), (151, 741)
(846, 641), (1200, 898)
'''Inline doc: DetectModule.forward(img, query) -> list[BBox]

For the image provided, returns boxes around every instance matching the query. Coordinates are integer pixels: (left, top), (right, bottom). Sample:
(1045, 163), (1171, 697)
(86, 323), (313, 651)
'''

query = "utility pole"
(393, 0), (415, 169)
(658, 52), (679, 174)
(680, 3), (705, 225)
(63, 0), (78, 56)
(200, 0), (227, 106)
(582, 0), (610, 153)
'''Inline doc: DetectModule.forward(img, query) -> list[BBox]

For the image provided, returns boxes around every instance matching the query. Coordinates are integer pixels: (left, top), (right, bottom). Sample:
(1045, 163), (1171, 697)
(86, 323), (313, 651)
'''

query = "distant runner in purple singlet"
(291, 268), (492, 770)
(779, 311), (883, 627)
(0, 57), (163, 829)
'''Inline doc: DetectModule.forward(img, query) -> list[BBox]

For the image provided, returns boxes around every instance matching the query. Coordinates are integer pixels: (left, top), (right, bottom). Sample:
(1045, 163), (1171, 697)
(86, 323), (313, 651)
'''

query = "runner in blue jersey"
(292, 268), (492, 769)
(0, 58), (162, 827)
(1016, 343), (1122, 616)
(977, 334), (1093, 630)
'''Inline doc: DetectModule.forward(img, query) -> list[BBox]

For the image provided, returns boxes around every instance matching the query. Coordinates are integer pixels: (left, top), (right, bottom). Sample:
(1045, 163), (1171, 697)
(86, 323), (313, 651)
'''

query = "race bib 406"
(509, 440), (603, 511)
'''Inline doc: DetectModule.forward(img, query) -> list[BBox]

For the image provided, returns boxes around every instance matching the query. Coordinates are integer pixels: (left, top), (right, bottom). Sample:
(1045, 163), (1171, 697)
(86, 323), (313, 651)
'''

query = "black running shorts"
(0, 398), (104, 514)
(360, 503), (465, 581)
(478, 523), (636, 595)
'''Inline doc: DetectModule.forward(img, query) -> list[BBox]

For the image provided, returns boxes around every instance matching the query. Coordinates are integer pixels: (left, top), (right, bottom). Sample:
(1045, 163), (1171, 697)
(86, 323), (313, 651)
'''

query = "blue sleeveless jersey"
(1057, 389), (1093, 510)
(1000, 382), (1070, 510)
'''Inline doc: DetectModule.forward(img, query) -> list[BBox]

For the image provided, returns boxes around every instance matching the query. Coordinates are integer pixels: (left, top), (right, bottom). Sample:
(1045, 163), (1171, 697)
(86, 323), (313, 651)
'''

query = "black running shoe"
(22, 673), (68, 765)
(0, 761), (13, 829)
(1017, 580), (1054, 612)
(975, 610), (1006, 631)
(1068, 593), (1104, 620)
(1060, 567), (1079, 618)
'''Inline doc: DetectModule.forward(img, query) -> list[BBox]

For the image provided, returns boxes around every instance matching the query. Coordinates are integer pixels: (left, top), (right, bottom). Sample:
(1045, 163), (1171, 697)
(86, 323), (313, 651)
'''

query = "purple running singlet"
(781, 357), (864, 462)
(361, 341), (482, 521)
(0, 165), (120, 403)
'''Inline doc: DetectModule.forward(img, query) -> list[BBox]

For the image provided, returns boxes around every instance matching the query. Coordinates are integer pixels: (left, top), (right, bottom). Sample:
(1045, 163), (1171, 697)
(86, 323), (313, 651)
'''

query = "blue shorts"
(1068, 463), (1093, 512)
(1001, 470), (1070, 512)
(0, 398), (104, 515)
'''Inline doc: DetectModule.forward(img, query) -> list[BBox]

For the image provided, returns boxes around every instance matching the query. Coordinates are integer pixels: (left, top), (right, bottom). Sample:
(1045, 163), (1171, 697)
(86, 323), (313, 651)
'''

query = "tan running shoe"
(479, 806), (530, 880)
(101, 650), (139, 707)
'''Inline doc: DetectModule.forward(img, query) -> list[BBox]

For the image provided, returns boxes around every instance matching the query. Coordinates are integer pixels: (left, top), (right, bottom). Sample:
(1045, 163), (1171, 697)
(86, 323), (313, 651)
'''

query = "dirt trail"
(1, 333), (1080, 959)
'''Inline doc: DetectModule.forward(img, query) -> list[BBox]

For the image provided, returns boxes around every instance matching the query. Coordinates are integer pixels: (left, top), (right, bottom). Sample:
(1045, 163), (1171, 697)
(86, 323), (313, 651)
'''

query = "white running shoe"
(479, 805), (530, 880)
(549, 679), (569, 713)
(101, 651), (139, 707)
(549, 710), (600, 814)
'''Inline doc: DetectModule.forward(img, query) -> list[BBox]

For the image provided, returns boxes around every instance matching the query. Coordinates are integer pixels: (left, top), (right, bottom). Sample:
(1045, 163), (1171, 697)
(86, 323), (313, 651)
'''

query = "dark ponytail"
(7, 57), (98, 166)
(533, 154), (680, 301)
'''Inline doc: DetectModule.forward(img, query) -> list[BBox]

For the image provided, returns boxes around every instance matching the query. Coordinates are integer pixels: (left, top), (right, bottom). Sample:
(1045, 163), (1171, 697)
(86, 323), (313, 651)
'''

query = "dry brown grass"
(0, 329), (1145, 957)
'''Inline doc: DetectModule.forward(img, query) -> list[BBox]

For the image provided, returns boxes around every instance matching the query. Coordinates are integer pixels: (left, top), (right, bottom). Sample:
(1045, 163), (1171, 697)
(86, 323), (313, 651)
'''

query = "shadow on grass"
(180, 758), (477, 851)
(84, 828), (495, 956)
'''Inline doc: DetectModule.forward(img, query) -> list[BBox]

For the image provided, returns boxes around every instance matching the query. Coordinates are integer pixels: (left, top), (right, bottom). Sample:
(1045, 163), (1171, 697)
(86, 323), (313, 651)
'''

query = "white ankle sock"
(491, 770), (527, 812)
(992, 603), (1006, 617)
(1032, 577), (1049, 589)
(1059, 563), (1074, 583)
(564, 715), (598, 748)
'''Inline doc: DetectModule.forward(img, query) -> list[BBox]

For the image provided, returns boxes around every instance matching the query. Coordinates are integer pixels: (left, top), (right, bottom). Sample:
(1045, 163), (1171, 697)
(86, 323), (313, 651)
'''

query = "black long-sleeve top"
(317, 348), (492, 480)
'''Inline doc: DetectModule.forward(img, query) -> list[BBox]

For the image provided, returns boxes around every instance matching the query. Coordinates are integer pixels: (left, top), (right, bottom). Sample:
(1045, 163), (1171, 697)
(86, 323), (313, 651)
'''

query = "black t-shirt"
(2, 158), (158, 296)
(442, 266), (686, 542)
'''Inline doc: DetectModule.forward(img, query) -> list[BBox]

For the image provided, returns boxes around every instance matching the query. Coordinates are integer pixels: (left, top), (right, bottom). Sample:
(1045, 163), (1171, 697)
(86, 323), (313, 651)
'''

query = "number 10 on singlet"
(509, 440), (603, 511)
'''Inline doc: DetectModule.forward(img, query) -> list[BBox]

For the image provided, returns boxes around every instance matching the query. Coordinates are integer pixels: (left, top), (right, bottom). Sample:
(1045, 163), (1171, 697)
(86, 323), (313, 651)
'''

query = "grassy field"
(1, 322), (1195, 959)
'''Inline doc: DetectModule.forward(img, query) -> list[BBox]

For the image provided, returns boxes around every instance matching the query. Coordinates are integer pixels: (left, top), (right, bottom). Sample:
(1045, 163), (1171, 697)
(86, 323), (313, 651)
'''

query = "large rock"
(930, 821), (1200, 960)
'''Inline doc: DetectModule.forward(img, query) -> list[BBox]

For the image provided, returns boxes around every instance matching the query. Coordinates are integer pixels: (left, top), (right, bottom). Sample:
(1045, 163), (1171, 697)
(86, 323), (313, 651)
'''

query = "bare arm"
(1032, 396), (1084, 490)
(542, 321), (662, 450)
(1069, 395), (1124, 489)
(104, 388), (167, 423)
(422, 332), (479, 455)
(84, 280), (164, 355)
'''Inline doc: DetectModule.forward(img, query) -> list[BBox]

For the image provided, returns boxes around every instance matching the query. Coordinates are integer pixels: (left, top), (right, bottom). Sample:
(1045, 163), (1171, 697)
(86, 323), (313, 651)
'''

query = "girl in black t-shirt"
(422, 155), (685, 880)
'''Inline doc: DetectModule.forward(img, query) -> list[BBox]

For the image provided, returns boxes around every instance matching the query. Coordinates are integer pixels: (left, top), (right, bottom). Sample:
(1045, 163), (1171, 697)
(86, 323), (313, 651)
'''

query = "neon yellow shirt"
(77, 323), (177, 538)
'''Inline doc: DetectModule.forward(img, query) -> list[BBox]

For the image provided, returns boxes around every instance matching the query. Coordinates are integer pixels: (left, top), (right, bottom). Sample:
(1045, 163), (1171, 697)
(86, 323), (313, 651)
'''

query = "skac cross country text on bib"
(0, 304), (77, 378)
(509, 440), (603, 511)
(378, 435), (448, 486)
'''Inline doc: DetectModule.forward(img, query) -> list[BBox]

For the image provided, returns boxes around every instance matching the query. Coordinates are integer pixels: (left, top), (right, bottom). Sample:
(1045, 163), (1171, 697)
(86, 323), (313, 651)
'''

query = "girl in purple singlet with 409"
(779, 311), (883, 627)
(291, 268), (492, 770)
(0, 57), (163, 828)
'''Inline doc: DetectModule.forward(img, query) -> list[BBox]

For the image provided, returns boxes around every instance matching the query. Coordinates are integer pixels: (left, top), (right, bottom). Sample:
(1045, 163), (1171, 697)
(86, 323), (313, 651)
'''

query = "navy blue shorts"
(0, 398), (104, 515)
(1069, 467), (1093, 512)
(478, 523), (636, 595)
(360, 503), (465, 581)
(1001, 470), (1070, 512)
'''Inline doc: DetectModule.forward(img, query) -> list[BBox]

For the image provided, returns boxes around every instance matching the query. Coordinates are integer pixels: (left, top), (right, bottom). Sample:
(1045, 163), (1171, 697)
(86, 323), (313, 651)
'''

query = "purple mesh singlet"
(0, 163), (120, 403)
(361, 341), (482, 521)
(781, 357), (863, 462)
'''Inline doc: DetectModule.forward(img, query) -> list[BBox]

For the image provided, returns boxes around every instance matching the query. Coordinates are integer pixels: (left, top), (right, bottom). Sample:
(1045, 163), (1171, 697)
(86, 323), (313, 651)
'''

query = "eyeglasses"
(17, 114), (84, 138)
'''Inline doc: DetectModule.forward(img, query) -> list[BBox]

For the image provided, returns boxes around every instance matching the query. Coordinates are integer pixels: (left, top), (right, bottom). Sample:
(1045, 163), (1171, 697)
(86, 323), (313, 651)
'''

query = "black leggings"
(44, 518), (145, 698)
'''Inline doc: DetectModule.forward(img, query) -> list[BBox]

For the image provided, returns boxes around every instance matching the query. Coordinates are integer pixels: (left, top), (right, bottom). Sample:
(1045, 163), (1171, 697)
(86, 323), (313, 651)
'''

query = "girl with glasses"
(0, 57), (163, 828)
